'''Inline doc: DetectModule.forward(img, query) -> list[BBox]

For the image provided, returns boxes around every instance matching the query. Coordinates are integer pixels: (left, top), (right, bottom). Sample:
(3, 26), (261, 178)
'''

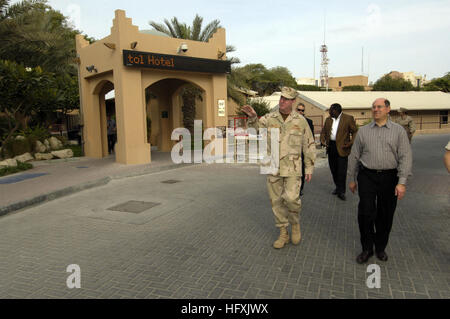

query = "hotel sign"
(123, 50), (231, 74)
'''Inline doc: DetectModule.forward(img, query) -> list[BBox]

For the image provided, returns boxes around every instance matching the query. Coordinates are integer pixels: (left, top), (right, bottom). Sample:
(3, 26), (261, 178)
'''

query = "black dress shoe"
(356, 251), (374, 264)
(376, 251), (388, 261)
(337, 193), (346, 201)
(332, 189), (338, 195)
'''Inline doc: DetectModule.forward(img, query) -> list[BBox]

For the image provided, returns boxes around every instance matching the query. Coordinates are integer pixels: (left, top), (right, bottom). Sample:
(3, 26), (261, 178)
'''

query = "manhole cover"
(107, 201), (161, 214)
(161, 180), (181, 184)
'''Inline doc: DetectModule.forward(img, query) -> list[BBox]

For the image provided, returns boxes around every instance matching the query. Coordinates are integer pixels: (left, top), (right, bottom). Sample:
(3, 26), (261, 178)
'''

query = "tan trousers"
(266, 175), (302, 228)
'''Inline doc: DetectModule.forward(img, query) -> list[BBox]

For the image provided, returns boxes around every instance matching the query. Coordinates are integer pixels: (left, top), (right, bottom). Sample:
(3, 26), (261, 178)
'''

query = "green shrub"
(0, 161), (33, 177)
(0, 116), (16, 142)
(238, 97), (271, 117)
(342, 85), (365, 91)
(18, 124), (51, 142)
(1, 138), (32, 158)
(67, 144), (83, 157)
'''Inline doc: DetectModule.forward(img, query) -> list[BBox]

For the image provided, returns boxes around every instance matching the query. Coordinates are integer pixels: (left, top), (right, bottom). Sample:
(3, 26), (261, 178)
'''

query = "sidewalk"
(0, 151), (196, 216)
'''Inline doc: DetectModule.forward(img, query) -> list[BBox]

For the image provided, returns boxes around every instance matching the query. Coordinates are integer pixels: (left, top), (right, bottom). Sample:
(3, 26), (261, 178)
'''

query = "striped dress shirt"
(348, 119), (412, 185)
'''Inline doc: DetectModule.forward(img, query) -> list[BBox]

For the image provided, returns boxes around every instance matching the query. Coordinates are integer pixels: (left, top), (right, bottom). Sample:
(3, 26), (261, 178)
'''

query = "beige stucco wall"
(328, 75), (369, 91)
(295, 98), (326, 135)
(76, 10), (229, 164)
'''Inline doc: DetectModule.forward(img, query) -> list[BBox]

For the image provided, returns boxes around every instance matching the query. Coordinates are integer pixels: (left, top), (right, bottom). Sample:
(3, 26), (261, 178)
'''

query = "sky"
(13, 0), (450, 83)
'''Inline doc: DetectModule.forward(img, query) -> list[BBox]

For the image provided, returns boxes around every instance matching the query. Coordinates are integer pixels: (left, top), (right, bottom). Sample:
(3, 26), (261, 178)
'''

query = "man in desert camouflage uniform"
(394, 108), (416, 143)
(242, 87), (316, 249)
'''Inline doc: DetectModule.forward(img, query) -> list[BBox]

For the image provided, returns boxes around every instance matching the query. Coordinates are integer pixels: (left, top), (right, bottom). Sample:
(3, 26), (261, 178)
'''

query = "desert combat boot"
(273, 226), (290, 249)
(291, 224), (301, 245)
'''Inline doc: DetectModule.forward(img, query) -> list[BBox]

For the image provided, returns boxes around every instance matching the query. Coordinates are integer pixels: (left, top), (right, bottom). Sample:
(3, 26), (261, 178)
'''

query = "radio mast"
(320, 12), (329, 91)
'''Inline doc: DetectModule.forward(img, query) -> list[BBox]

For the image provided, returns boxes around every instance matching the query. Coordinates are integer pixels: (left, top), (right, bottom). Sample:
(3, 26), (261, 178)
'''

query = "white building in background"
(402, 72), (427, 88)
(296, 77), (318, 86)
(386, 71), (427, 88)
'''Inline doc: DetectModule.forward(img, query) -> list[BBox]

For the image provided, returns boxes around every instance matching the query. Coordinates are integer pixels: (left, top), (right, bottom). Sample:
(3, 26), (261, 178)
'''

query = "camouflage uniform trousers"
(267, 175), (302, 228)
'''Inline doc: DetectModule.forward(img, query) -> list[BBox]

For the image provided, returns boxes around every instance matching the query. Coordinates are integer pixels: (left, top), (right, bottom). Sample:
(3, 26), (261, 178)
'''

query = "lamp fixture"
(130, 41), (138, 49)
(177, 43), (188, 54)
(103, 42), (116, 50)
(86, 65), (98, 73)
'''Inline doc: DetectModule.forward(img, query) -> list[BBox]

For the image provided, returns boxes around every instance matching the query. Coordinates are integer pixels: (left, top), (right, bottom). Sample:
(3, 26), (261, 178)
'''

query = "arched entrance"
(145, 78), (205, 152)
(82, 78), (116, 159)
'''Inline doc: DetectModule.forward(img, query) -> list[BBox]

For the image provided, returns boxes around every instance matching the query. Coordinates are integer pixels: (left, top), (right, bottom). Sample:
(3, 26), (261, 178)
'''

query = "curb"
(0, 162), (198, 218)
(0, 177), (111, 217)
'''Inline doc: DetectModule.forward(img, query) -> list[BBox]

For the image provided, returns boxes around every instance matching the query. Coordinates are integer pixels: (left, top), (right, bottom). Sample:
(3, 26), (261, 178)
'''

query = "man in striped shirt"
(348, 98), (412, 264)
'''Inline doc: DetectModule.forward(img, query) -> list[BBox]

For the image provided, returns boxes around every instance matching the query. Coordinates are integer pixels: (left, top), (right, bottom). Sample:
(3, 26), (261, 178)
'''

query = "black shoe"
(356, 251), (374, 264)
(376, 251), (388, 261)
(337, 193), (346, 201)
(300, 190), (304, 196)
(332, 189), (338, 195)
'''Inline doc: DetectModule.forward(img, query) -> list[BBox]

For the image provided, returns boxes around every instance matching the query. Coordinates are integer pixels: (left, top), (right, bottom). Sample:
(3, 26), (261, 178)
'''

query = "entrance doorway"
(145, 78), (205, 152)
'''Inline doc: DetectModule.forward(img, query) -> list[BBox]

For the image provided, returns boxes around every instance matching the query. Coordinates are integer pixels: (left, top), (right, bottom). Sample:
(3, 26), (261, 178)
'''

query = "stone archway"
(145, 78), (205, 152)
(82, 78), (115, 159)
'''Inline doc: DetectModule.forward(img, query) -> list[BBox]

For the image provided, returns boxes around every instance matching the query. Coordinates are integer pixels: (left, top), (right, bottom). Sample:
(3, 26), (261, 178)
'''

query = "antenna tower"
(320, 12), (329, 91)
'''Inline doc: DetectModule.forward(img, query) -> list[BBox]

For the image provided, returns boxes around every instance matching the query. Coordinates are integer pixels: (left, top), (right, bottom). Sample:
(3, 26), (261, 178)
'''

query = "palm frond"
(164, 18), (178, 38)
(148, 21), (171, 36)
(199, 19), (221, 41)
(191, 14), (203, 41)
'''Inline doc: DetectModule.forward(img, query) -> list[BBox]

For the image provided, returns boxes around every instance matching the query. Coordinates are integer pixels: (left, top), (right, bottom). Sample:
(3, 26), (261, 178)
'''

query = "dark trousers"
(301, 154), (306, 193)
(357, 166), (398, 253)
(107, 134), (116, 154)
(327, 141), (348, 195)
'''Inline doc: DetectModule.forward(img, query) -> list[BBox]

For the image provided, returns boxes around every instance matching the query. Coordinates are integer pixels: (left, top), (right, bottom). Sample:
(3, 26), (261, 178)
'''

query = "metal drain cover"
(161, 180), (181, 184)
(107, 201), (161, 214)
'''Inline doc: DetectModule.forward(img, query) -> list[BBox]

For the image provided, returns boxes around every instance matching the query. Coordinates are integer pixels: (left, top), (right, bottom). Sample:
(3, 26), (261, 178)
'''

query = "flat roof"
(297, 91), (450, 111)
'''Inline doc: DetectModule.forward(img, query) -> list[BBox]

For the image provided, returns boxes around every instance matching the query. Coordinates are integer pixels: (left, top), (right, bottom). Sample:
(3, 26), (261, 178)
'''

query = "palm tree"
(149, 14), (242, 132)
(150, 15), (221, 42)
(0, 0), (79, 75)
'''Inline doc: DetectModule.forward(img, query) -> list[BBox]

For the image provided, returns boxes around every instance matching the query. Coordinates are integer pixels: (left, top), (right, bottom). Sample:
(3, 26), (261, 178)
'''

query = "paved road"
(0, 134), (448, 299)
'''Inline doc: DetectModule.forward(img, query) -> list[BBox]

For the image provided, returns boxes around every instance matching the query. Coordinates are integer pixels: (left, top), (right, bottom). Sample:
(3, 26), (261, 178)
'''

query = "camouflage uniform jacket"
(394, 115), (416, 140)
(247, 110), (316, 177)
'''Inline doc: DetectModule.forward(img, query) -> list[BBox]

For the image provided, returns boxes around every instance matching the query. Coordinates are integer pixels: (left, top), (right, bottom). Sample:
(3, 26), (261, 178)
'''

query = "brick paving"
(0, 134), (448, 299)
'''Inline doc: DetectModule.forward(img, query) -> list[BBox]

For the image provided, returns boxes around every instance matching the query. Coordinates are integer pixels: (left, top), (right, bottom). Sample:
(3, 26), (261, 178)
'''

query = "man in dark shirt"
(348, 98), (412, 264)
(295, 102), (314, 196)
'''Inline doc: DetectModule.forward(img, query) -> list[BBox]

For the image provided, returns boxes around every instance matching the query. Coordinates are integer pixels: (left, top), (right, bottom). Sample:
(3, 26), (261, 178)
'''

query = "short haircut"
(297, 103), (305, 108)
(330, 103), (342, 113)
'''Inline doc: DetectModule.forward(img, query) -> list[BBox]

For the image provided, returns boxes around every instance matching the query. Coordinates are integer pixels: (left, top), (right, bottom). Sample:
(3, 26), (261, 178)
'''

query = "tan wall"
(339, 109), (450, 131)
(287, 103), (450, 134)
(295, 99), (326, 135)
(76, 10), (228, 164)
(328, 75), (368, 91)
